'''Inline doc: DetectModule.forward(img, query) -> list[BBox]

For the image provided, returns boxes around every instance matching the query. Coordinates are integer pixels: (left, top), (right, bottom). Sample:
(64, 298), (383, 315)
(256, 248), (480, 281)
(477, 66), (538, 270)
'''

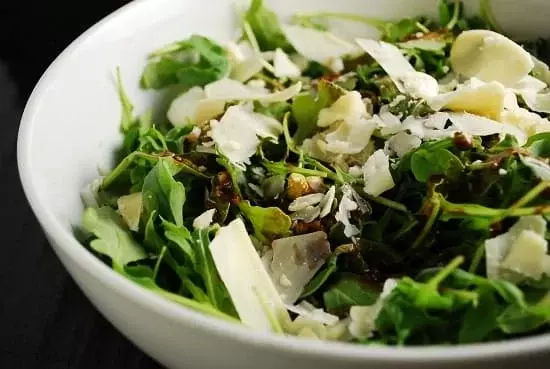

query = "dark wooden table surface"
(0, 1), (162, 368)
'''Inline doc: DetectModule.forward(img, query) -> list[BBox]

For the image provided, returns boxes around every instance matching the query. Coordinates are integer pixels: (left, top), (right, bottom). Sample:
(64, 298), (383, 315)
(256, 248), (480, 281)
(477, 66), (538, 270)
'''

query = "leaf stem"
(469, 242), (486, 274)
(429, 255), (464, 287)
(440, 194), (550, 219)
(445, 0), (461, 30)
(293, 12), (388, 29)
(412, 197), (441, 249)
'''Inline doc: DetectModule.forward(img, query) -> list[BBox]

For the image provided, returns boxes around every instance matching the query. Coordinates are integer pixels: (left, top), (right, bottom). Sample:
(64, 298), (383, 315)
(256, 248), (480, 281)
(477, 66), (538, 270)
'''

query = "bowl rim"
(17, 0), (550, 362)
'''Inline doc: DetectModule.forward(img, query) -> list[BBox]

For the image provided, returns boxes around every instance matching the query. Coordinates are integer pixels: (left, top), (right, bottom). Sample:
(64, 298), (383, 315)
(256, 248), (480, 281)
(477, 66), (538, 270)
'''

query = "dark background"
(0, 1), (163, 368)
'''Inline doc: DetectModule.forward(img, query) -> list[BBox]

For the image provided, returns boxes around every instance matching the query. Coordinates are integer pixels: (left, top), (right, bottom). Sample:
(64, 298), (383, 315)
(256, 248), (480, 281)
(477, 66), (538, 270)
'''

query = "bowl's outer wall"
(19, 0), (550, 368)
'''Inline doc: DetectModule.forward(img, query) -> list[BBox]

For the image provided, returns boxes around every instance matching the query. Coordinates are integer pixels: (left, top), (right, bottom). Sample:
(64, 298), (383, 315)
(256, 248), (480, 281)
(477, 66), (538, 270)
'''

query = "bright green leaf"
(244, 0), (292, 52)
(82, 207), (147, 266)
(238, 201), (292, 243)
(459, 289), (500, 343)
(141, 35), (229, 90)
(142, 159), (186, 226)
(323, 277), (379, 311)
(410, 148), (464, 182)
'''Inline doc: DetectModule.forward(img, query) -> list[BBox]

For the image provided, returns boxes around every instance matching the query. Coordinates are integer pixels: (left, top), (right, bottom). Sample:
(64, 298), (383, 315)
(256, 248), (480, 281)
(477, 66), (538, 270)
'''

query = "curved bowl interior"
(18, 0), (550, 368)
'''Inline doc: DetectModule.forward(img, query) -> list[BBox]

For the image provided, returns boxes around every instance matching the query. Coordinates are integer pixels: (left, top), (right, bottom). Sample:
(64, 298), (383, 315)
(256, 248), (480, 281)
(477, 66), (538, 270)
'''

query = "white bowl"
(18, 0), (550, 368)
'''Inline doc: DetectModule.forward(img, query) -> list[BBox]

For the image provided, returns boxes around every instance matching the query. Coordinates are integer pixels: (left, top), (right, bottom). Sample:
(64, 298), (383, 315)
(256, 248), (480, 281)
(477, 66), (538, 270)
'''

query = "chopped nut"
(287, 173), (310, 200)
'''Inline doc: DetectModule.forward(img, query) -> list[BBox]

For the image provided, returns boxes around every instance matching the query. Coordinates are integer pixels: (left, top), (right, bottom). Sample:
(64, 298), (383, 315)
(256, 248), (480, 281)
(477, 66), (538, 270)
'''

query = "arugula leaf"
(238, 201), (292, 243)
(525, 132), (550, 158)
(119, 264), (237, 322)
(497, 304), (550, 334)
(191, 227), (235, 312)
(458, 288), (500, 343)
(438, 0), (453, 27)
(144, 210), (165, 252)
(381, 18), (420, 43)
(163, 220), (195, 266)
(301, 255), (338, 298)
(142, 159), (186, 227)
(165, 124), (195, 154)
(375, 291), (447, 345)
(323, 277), (379, 311)
(244, 0), (292, 52)
(141, 35), (229, 90)
(410, 148), (464, 182)
(82, 207), (147, 266)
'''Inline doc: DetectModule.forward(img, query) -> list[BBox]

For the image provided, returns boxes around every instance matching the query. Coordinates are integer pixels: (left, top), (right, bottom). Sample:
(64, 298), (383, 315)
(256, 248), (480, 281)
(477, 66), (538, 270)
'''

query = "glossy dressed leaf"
(238, 201), (292, 243)
(144, 210), (165, 252)
(141, 35), (229, 90)
(163, 219), (195, 265)
(142, 159), (186, 227)
(244, 0), (292, 52)
(82, 207), (147, 266)
(410, 148), (464, 182)
(323, 277), (379, 311)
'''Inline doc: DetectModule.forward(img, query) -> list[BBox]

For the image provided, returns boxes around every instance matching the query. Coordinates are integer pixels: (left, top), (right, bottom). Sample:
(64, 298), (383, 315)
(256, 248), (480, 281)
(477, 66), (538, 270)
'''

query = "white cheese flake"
(355, 39), (415, 92)
(209, 218), (288, 331)
(401, 71), (439, 100)
(318, 91), (367, 128)
(450, 30), (534, 86)
(362, 149), (395, 197)
(286, 301), (340, 326)
(429, 81), (507, 120)
(205, 78), (302, 103)
(273, 48), (301, 78)
(192, 208), (216, 230)
(501, 230), (548, 280)
(227, 41), (265, 82)
(324, 118), (377, 155)
(268, 232), (331, 304)
(282, 24), (359, 71)
(117, 192), (142, 232)
(211, 105), (283, 165)
(319, 186), (336, 218)
(521, 156), (550, 181)
(348, 279), (397, 339)
(288, 193), (325, 212)
(385, 131), (422, 158)
(335, 185), (360, 238)
(521, 91), (550, 114)
(448, 113), (527, 145)
(485, 216), (547, 281)
(167, 87), (209, 127)
(500, 108), (550, 136)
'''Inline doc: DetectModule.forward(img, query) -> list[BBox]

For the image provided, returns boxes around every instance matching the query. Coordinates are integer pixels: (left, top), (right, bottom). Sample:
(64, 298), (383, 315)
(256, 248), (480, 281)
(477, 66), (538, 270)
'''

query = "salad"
(79, 0), (550, 346)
